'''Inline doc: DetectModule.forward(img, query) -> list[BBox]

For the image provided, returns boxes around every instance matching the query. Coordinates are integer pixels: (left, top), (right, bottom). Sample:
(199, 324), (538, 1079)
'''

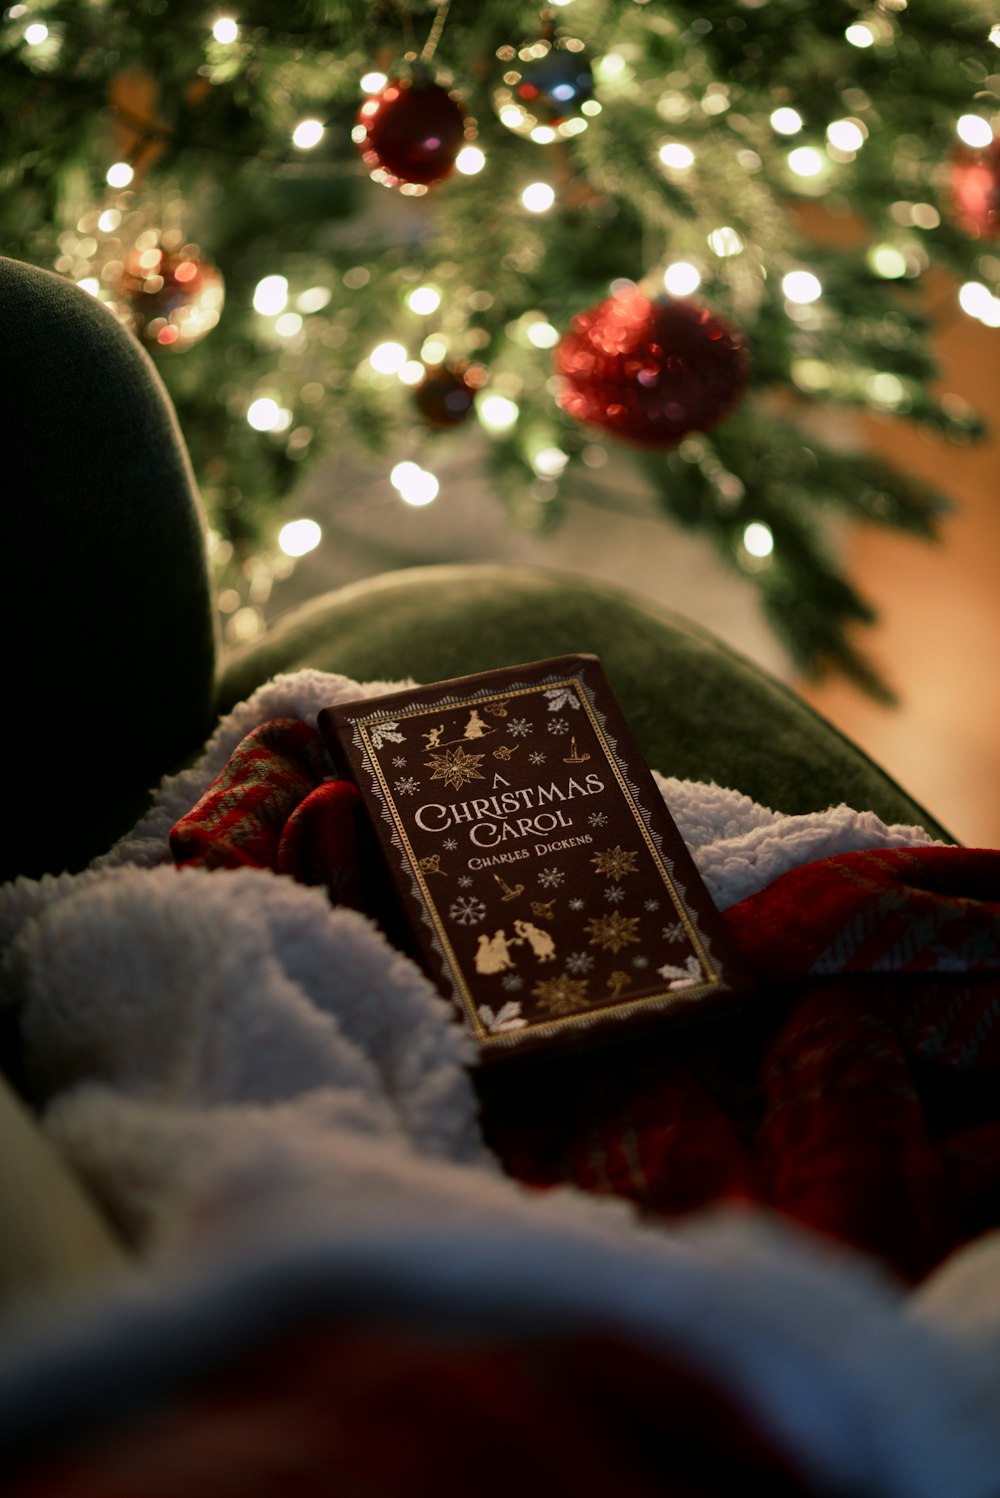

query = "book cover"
(319, 655), (750, 1060)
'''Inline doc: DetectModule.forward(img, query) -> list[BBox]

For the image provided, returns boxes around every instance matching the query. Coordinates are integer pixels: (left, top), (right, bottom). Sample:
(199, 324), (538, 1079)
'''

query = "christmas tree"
(2, 0), (997, 692)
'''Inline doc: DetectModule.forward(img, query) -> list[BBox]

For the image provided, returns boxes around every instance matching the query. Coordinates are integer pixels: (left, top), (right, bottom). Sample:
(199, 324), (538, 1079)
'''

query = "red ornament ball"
(117, 240), (224, 351)
(556, 290), (749, 447)
(412, 362), (484, 428)
(950, 142), (1000, 240)
(355, 76), (466, 190)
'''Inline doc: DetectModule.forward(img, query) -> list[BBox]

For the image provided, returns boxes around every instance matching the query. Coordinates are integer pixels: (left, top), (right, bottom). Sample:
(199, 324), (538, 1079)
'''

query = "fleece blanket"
(2, 669), (1000, 1496)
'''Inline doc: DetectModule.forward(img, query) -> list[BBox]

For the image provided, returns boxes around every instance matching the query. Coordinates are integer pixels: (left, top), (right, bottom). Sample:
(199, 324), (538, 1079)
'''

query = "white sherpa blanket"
(3, 669), (1000, 1497)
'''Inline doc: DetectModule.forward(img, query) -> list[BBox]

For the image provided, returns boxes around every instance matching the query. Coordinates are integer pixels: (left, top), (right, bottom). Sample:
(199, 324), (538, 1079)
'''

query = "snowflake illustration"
(478, 1001), (527, 1033)
(662, 921), (686, 943)
(632, 955), (650, 969)
(568, 897), (585, 911)
(392, 756), (407, 769)
(369, 721), (406, 750)
(603, 885), (626, 904)
(588, 811), (608, 828)
(564, 951), (595, 976)
(537, 866), (565, 889)
(394, 776), (420, 795)
(528, 750), (546, 767)
(500, 973), (524, 993)
(508, 717), (531, 737)
(457, 875), (473, 888)
(443, 838), (458, 851)
(532, 972), (590, 1016)
(644, 899), (660, 913)
(586, 911), (641, 955)
(449, 895), (487, 927)
(544, 687), (580, 712)
(592, 845), (639, 882)
(547, 717), (569, 736)
(658, 955), (703, 989)
(425, 744), (486, 791)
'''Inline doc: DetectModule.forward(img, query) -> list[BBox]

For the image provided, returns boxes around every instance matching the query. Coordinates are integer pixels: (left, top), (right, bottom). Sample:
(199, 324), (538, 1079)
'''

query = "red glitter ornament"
(355, 74), (466, 190)
(950, 141), (1000, 240)
(556, 289), (748, 448)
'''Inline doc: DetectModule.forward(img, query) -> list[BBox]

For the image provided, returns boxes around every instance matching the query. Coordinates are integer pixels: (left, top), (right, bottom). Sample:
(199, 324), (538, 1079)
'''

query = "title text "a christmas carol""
(414, 773), (605, 848)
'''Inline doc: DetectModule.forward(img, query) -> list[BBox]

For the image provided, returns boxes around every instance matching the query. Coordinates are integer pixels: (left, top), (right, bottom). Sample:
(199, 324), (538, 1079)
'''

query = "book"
(319, 655), (750, 1060)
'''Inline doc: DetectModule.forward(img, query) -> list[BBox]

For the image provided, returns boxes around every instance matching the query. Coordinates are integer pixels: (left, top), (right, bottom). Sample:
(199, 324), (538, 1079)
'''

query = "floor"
(266, 282), (999, 849)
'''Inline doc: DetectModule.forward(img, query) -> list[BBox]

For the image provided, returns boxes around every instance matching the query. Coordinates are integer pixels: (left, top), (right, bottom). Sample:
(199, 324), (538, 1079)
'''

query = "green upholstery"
(0, 257), (218, 883)
(222, 564), (952, 841)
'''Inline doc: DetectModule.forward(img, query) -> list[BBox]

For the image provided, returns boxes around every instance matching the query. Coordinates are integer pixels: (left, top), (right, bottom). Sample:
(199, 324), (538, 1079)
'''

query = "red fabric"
(480, 846), (1000, 1283)
(170, 721), (1000, 1282)
(6, 1322), (817, 1498)
(170, 719), (364, 908)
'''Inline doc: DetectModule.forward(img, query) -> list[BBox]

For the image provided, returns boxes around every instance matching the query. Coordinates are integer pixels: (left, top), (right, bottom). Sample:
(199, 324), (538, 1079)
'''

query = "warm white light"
(275, 312), (303, 338)
(455, 145), (486, 175)
(407, 286), (441, 316)
(253, 275), (289, 315)
(598, 52), (627, 79)
(212, 16), (238, 43)
(530, 125), (558, 145)
(478, 394), (520, 431)
(247, 397), (281, 431)
(278, 519), (322, 557)
(782, 270), (822, 304)
(390, 462), (438, 505)
(106, 161), (134, 188)
(25, 21), (47, 44)
(97, 209), (122, 232)
(297, 286), (332, 313)
(521, 182), (555, 213)
(827, 119), (866, 152)
(526, 320), (559, 349)
(369, 340), (408, 374)
(76, 277), (101, 297)
(420, 336), (448, 364)
(292, 118), (325, 149)
(360, 71), (388, 94)
(868, 243), (907, 279)
(957, 114), (994, 149)
(959, 281), (1000, 325)
(867, 372), (906, 407)
(532, 446), (568, 477)
(743, 522), (774, 558)
(663, 261), (702, 296)
(707, 226), (743, 257)
(398, 360), (426, 386)
(770, 107), (803, 136)
(787, 147), (824, 178)
(659, 142), (695, 169)
(845, 23), (875, 47)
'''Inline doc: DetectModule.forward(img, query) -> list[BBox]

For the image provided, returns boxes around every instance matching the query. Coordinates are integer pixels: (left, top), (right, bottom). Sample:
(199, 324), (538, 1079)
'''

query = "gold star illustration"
(532, 972), (591, 1016)
(591, 845), (639, 882)
(585, 911), (641, 954)
(424, 744), (486, 791)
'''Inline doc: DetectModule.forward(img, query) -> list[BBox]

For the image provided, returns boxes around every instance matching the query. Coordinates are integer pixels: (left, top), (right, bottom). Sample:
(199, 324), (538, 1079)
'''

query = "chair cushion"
(220, 563), (951, 841)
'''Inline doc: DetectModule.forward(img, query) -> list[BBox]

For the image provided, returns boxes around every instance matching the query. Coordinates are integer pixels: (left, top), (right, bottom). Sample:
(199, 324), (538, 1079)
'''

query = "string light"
(390, 461), (439, 505)
(478, 394), (520, 431)
(278, 519), (322, 556)
(525, 318), (559, 349)
(959, 281), (1000, 326)
(397, 360), (426, 385)
(369, 340), (408, 374)
(247, 397), (281, 431)
(25, 22), (48, 44)
(742, 522), (774, 558)
(956, 114), (994, 149)
(868, 243), (907, 278)
(297, 286), (331, 313)
(707, 226), (743, 257)
(844, 23), (875, 48)
(253, 274), (288, 315)
(770, 107), (803, 135)
(521, 182), (555, 213)
(782, 270), (822, 304)
(212, 16), (238, 44)
(455, 145), (486, 174)
(275, 311), (303, 338)
(106, 162), (134, 188)
(787, 147), (824, 178)
(663, 261), (701, 295)
(406, 286), (441, 315)
(659, 143), (695, 169)
(291, 119), (324, 149)
(360, 72), (388, 93)
(826, 118), (866, 152)
(532, 446), (569, 477)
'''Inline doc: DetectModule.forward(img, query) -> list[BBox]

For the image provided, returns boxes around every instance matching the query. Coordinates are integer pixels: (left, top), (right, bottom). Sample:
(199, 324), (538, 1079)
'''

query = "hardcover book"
(319, 655), (750, 1060)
